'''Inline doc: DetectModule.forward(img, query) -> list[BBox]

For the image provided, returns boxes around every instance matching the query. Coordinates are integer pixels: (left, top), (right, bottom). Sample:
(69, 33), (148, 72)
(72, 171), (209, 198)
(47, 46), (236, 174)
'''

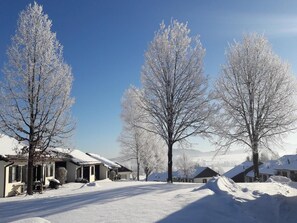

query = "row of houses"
(224, 154), (297, 183)
(0, 135), (132, 197)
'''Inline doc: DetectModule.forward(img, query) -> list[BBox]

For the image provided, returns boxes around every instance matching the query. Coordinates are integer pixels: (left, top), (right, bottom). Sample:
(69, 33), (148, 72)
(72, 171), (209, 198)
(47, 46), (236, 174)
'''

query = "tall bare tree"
(119, 86), (144, 180)
(0, 3), (74, 194)
(214, 34), (297, 180)
(141, 20), (212, 183)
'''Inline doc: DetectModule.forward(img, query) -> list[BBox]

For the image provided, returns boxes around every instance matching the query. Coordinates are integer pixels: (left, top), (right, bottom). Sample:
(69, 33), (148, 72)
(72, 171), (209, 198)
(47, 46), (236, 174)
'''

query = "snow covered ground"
(1, 177), (297, 223)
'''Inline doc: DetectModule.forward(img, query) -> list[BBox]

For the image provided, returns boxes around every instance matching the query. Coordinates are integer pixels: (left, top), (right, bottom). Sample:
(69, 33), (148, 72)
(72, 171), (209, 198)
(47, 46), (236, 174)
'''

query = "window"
(91, 166), (94, 175)
(22, 166), (27, 183)
(9, 165), (21, 183)
(50, 164), (54, 177)
(202, 179), (207, 183)
(77, 167), (81, 178)
(45, 164), (54, 177)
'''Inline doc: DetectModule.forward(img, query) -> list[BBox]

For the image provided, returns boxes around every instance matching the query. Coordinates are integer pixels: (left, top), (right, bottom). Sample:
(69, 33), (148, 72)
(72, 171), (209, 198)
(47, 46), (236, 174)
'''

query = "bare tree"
(214, 34), (297, 180)
(175, 151), (195, 181)
(0, 3), (74, 194)
(119, 86), (144, 181)
(141, 20), (212, 182)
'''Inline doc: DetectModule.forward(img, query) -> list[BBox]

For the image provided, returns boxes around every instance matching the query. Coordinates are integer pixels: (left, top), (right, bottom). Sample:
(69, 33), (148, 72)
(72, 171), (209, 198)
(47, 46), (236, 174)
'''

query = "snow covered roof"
(148, 171), (180, 181)
(223, 161), (253, 178)
(191, 167), (208, 178)
(51, 148), (100, 165)
(0, 134), (27, 158)
(246, 155), (297, 178)
(246, 160), (278, 177)
(87, 153), (120, 168)
(273, 155), (297, 171)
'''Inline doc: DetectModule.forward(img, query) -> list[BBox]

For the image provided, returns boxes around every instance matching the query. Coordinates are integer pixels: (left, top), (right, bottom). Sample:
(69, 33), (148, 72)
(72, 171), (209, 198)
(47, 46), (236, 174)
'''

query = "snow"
(223, 161), (253, 178)
(87, 152), (120, 168)
(51, 148), (99, 165)
(0, 134), (26, 157)
(11, 217), (51, 223)
(1, 177), (297, 223)
(274, 154), (297, 171)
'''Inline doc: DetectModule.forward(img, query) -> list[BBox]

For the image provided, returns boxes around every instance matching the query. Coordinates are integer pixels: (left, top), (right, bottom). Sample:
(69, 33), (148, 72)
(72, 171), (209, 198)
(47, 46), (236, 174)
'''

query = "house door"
(95, 165), (100, 180)
(83, 166), (90, 182)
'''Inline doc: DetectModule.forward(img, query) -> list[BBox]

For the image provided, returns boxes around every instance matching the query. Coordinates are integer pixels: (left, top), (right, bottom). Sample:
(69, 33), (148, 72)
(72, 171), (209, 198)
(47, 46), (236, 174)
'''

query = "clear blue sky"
(1, 1), (297, 157)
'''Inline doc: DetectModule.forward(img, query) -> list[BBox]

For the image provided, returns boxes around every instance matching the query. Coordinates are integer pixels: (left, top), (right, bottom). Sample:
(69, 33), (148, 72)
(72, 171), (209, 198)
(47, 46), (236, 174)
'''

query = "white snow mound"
(197, 176), (257, 201)
(201, 176), (242, 194)
(266, 175), (292, 184)
(11, 217), (51, 223)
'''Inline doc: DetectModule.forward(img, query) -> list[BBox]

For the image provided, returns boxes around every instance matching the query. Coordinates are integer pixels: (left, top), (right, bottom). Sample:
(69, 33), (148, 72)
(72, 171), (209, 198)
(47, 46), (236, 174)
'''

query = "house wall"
(66, 162), (80, 182)
(118, 171), (131, 180)
(99, 165), (108, 180)
(4, 162), (27, 197)
(194, 177), (213, 183)
(0, 161), (5, 197)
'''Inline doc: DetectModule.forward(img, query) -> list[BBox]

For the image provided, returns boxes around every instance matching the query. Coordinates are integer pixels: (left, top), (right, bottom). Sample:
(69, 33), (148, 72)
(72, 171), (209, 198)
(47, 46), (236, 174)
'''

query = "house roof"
(272, 154), (297, 171)
(0, 134), (27, 158)
(87, 153), (120, 168)
(51, 148), (100, 165)
(246, 160), (278, 177)
(148, 171), (180, 181)
(193, 167), (219, 178)
(246, 155), (297, 178)
(223, 161), (253, 178)
(115, 162), (132, 172)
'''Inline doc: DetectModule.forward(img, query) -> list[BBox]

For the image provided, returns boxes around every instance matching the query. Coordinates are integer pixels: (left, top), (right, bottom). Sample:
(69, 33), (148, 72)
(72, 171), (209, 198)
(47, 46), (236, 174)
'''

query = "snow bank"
(11, 217), (51, 223)
(197, 176), (257, 202)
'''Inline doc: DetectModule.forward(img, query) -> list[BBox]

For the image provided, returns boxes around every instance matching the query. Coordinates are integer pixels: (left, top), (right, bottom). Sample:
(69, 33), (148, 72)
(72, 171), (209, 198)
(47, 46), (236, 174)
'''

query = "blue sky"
(1, 1), (297, 157)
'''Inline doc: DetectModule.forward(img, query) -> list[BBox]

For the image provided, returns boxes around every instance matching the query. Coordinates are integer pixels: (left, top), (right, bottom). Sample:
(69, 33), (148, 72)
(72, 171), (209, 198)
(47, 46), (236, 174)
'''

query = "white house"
(246, 155), (297, 182)
(223, 161), (255, 182)
(148, 167), (218, 183)
(0, 135), (55, 197)
(51, 148), (100, 183)
(86, 152), (120, 180)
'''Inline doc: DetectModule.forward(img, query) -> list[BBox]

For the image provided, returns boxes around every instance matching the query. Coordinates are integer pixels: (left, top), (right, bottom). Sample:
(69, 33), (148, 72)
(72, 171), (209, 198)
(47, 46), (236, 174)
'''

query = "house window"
(22, 166), (27, 183)
(202, 179), (207, 183)
(9, 165), (21, 183)
(91, 166), (94, 175)
(282, 171), (287, 177)
(50, 164), (54, 177)
(77, 167), (82, 178)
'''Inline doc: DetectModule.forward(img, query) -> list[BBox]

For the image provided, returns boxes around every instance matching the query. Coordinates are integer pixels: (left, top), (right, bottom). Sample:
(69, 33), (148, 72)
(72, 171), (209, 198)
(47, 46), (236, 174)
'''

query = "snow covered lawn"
(1, 177), (297, 223)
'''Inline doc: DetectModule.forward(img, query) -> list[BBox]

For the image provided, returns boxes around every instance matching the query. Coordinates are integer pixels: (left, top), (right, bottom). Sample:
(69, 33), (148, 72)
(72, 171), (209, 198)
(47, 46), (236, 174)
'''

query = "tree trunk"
(27, 147), (34, 195)
(145, 173), (148, 181)
(167, 142), (173, 183)
(252, 142), (260, 181)
(137, 161), (140, 181)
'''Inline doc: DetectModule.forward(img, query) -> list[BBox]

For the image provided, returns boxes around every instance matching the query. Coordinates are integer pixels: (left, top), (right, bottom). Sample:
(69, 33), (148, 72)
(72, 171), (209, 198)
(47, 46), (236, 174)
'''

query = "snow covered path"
(1, 178), (297, 223)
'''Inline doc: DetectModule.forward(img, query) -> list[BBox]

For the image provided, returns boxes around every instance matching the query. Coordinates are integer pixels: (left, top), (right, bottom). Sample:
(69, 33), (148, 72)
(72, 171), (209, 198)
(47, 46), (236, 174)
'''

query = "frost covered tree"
(214, 34), (297, 180)
(140, 131), (166, 181)
(0, 3), (74, 194)
(119, 86), (144, 181)
(141, 20), (212, 183)
(175, 151), (195, 181)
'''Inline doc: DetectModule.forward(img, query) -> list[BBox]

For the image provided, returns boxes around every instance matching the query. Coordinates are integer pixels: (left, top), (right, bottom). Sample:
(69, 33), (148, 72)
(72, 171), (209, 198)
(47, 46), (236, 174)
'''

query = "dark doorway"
(33, 165), (44, 184)
(95, 165), (100, 180)
(83, 166), (90, 182)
